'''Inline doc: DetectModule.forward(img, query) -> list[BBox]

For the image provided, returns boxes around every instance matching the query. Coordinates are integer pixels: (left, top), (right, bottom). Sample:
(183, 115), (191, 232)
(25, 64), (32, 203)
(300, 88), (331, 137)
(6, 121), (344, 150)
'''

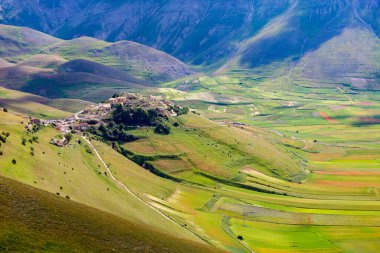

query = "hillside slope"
(0, 110), (202, 242)
(0, 86), (92, 118)
(218, 0), (380, 88)
(0, 175), (220, 253)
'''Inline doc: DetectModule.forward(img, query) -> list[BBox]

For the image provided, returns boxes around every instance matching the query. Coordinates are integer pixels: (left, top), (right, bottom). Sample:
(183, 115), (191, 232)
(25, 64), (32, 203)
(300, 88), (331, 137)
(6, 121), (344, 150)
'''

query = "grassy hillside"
(0, 24), (60, 61)
(0, 110), (202, 242)
(0, 87), (91, 118)
(217, 1), (380, 88)
(122, 113), (305, 182)
(293, 27), (380, 89)
(0, 175), (221, 253)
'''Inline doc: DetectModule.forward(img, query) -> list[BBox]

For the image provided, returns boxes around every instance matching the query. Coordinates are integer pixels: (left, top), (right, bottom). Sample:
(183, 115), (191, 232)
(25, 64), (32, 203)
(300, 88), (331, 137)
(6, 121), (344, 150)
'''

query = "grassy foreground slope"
(0, 110), (201, 243)
(0, 175), (221, 253)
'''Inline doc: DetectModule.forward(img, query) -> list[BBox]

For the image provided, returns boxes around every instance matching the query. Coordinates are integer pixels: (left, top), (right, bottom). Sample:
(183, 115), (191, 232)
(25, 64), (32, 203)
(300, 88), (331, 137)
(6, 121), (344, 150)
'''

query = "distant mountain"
(221, 0), (380, 88)
(0, 0), (292, 65)
(0, 0), (379, 87)
(0, 25), (194, 100)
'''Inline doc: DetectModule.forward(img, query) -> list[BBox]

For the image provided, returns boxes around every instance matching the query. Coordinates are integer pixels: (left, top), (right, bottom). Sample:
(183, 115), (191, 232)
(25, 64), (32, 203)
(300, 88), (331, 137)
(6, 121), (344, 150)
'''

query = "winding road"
(81, 136), (176, 222)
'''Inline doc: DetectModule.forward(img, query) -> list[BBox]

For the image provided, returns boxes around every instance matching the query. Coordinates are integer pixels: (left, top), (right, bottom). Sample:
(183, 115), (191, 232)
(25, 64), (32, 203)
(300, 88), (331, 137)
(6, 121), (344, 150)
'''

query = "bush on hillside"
(154, 123), (171, 135)
(0, 135), (6, 143)
(32, 136), (39, 143)
(170, 106), (189, 116)
(64, 133), (73, 143)
(31, 124), (43, 133)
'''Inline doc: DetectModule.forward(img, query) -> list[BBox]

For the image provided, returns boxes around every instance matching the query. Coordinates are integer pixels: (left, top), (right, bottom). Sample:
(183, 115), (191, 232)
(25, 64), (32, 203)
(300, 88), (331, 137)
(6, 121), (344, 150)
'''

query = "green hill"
(0, 175), (220, 253)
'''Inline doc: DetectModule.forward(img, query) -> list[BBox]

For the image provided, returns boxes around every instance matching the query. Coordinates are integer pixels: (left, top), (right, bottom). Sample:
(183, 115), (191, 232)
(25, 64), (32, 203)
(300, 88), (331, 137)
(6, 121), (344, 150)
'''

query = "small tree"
(154, 123), (171, 135)
(3, 107), (7, 112)
(11, 159), (16, 165)
(64, 133), (73, 143)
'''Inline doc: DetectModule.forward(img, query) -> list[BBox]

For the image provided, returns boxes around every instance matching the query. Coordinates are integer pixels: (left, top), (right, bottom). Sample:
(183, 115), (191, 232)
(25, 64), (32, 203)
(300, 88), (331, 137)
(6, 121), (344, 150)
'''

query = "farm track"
(81, 136), (216, 247)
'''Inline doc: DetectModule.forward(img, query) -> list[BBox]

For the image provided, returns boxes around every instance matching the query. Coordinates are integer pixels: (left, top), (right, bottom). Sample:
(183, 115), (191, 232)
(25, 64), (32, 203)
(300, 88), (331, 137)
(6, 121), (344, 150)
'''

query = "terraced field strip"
(242, 169), (376, 199)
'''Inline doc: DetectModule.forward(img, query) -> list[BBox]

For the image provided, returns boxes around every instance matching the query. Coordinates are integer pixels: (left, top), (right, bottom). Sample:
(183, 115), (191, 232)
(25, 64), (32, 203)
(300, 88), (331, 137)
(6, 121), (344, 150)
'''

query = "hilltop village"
(27, 93), (182, 146)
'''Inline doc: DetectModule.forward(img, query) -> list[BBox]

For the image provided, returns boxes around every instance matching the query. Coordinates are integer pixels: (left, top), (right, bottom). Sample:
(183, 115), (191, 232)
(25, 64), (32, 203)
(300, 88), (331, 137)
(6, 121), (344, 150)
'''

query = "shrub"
(22, 138), (27, 146)
(84, 144), (92, 154)
(237, 235), (243, 240)
(0, 151), (3, 156)
(154, 123), (171, 135)
(173, 122), (180, 127)
(11, 159), (16, 165)
(32, 124), (42, 133)
(65, 133), (73, 143)
(171, 106), (189, 116)
(3, 107), (7, 112)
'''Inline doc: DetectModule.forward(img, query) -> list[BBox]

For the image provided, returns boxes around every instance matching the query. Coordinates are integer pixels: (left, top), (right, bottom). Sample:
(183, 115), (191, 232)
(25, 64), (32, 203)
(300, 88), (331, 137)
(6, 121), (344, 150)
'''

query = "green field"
(0, 175), (221, 253)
